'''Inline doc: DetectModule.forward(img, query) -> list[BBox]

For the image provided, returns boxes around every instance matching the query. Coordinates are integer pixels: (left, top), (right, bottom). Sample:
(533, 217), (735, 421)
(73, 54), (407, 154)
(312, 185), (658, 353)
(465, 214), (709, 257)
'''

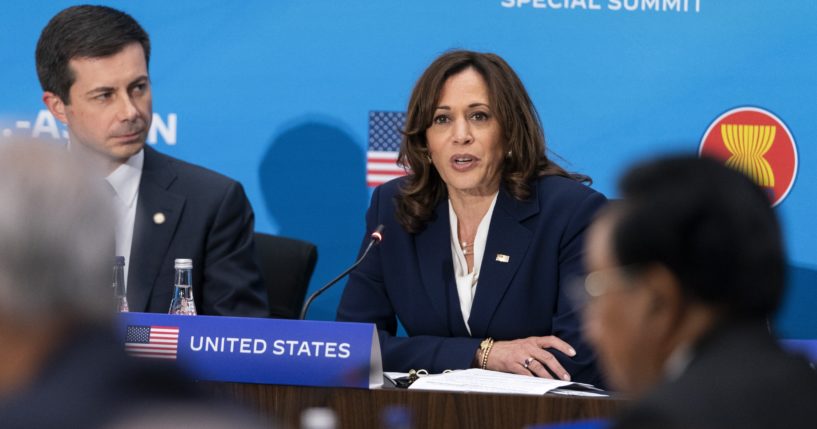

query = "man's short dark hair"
(35, 5), (150, 103)
(611, 155), (785, 319)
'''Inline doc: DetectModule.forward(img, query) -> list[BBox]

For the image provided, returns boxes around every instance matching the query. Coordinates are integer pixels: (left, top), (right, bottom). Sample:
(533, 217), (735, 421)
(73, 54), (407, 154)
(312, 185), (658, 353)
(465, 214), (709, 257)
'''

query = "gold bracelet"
(480, 337), (495, 370)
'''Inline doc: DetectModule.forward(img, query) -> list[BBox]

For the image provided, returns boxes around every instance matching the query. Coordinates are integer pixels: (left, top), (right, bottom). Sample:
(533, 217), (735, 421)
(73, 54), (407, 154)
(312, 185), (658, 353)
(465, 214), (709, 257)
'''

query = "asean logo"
(699, 107), (797, 206)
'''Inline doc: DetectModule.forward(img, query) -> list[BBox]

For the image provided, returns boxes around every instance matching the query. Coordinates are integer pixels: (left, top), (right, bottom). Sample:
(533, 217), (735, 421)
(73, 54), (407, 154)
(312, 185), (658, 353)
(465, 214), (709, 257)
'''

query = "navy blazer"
(337, 175), (605, 385)
(126, 146), (268, 317)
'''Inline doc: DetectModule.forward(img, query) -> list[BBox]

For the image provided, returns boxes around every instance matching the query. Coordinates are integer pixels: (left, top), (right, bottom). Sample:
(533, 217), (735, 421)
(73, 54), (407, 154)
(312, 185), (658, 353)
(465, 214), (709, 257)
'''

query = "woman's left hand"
(485, 335), (577, 380)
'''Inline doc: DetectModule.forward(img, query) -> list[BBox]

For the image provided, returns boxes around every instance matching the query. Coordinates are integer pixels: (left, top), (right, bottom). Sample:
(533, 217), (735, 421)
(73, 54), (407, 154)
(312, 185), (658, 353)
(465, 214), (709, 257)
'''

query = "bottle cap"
(381, 405), (412, 428)
(114, 256), (125, 266)
(174, 258), (193, 269)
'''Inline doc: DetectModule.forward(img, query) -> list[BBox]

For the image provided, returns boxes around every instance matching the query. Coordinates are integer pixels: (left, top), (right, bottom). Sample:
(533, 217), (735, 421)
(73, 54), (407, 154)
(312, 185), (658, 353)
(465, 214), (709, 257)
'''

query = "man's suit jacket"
(612, 322), (817, 429)
(337, 175), (605, 385)
(127, 146), (267, 316)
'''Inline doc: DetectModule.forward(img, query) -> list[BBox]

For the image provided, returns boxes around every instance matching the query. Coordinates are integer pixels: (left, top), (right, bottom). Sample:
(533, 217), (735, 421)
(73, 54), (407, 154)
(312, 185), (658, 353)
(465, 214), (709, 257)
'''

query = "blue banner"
(117, 312), (382, 388)
(1, 1), (815, 338)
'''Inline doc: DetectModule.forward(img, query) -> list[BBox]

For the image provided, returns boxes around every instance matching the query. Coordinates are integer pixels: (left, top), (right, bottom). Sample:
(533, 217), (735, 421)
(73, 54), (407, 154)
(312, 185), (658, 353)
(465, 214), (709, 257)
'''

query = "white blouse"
(448, 193), (499, 335)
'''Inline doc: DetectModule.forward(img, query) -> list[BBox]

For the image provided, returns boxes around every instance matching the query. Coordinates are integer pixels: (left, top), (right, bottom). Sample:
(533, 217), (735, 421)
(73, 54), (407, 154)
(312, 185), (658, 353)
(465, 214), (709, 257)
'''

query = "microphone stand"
(299, 225), (383, 320)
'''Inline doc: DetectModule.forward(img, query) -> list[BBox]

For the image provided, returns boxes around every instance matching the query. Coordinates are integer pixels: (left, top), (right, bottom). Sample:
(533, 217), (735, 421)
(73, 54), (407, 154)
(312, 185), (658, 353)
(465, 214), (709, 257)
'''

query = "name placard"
(117, 312), (382, 388)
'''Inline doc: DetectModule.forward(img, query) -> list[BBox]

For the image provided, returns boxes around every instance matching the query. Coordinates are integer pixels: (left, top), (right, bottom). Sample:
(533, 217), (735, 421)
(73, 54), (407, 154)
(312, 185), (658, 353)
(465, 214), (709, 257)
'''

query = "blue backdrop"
(1, 1), (814, 338)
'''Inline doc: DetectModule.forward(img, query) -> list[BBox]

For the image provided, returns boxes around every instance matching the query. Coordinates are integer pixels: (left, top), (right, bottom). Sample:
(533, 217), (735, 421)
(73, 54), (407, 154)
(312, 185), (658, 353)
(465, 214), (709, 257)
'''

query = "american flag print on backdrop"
(367, 111), (409, 187)
(124, 325), (180, 360)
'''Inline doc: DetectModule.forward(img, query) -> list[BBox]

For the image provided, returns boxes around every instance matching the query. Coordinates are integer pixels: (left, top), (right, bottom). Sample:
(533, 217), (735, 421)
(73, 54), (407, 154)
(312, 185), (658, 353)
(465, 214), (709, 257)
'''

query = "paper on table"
(408, 368), (577, 395)
(550, 388), (609, 397)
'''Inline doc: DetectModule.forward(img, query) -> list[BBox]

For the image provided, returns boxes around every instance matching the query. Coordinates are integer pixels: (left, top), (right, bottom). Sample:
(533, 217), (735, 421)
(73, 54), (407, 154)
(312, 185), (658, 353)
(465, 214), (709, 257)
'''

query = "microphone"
(299, 224), (384, 320)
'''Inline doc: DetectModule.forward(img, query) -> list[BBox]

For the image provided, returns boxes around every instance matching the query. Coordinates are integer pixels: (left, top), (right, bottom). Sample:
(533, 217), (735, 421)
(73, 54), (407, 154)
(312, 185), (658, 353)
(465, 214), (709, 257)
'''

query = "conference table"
(204, 381), (626, 428)
(118, 313), (626, 427)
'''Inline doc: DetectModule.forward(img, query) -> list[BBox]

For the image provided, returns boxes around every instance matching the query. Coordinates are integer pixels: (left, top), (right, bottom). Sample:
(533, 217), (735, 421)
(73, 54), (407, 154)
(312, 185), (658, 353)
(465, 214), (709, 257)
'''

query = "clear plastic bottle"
(300, 407), (336, 429)
(168, 258), (197, 315)
(113, 256), (129, 312)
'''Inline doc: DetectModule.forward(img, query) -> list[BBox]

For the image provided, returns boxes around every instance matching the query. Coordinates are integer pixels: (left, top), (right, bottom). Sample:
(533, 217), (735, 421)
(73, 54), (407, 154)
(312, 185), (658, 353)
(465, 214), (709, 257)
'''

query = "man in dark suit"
(582, 156), (817, 428)
(36, 5), (267, 316)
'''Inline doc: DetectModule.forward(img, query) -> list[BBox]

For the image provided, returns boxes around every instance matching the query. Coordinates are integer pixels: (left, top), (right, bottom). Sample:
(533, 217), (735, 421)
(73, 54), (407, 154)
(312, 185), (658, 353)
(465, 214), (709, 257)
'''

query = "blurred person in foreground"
(0, 140), (263, 428)
(582, 155), (817, 428)
(36, 5), (267, 316)
(338, 50), (605, 385)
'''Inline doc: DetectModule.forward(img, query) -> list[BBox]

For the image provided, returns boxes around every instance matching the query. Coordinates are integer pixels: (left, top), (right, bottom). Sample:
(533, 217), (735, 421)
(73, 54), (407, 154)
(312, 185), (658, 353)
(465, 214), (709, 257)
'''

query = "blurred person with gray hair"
(0, 140), (114, 396)
(0, 140), (265, 428)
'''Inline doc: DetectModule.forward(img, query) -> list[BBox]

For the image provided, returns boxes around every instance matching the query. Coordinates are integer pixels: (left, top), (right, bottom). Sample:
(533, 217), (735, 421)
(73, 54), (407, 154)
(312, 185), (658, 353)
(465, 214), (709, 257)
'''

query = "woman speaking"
(337, 50), (605, 385)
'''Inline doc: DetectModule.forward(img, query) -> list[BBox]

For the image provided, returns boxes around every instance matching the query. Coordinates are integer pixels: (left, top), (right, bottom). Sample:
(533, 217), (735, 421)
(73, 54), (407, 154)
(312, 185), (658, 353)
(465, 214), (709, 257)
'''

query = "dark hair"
(35, 5), (150, 103)
(610, 155), (785, 319)
(395, 50), (589, 233)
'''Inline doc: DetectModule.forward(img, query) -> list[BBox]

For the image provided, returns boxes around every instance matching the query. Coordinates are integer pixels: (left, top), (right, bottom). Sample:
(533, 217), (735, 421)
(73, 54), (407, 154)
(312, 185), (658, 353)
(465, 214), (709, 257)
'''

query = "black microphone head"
(371, 224), (385, 243)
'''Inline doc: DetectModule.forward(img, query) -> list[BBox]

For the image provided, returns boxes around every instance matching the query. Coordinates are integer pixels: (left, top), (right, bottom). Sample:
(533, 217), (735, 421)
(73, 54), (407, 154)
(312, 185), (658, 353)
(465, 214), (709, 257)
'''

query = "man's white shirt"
(105, 149), (144, 289)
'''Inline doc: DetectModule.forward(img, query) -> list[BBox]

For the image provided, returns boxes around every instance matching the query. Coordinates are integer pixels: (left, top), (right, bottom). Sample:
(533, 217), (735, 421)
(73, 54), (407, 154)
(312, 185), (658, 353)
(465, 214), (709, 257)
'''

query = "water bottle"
(168, 258), (197, 315)
(300, 407), (336, 429)
(113, 256), (129, 312)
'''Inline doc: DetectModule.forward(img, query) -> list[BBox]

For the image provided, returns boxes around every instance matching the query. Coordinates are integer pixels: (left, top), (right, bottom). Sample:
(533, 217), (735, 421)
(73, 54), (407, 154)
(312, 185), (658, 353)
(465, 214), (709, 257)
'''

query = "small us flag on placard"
(368, 111), (409, 187)
(125, 325), (180, 360)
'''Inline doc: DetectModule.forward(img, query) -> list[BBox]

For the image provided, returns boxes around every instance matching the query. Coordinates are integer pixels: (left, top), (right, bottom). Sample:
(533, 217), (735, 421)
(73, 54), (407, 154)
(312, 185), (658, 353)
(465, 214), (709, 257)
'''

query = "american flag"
(125, 325), (180, 360)
(367, 111), (409, 187)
